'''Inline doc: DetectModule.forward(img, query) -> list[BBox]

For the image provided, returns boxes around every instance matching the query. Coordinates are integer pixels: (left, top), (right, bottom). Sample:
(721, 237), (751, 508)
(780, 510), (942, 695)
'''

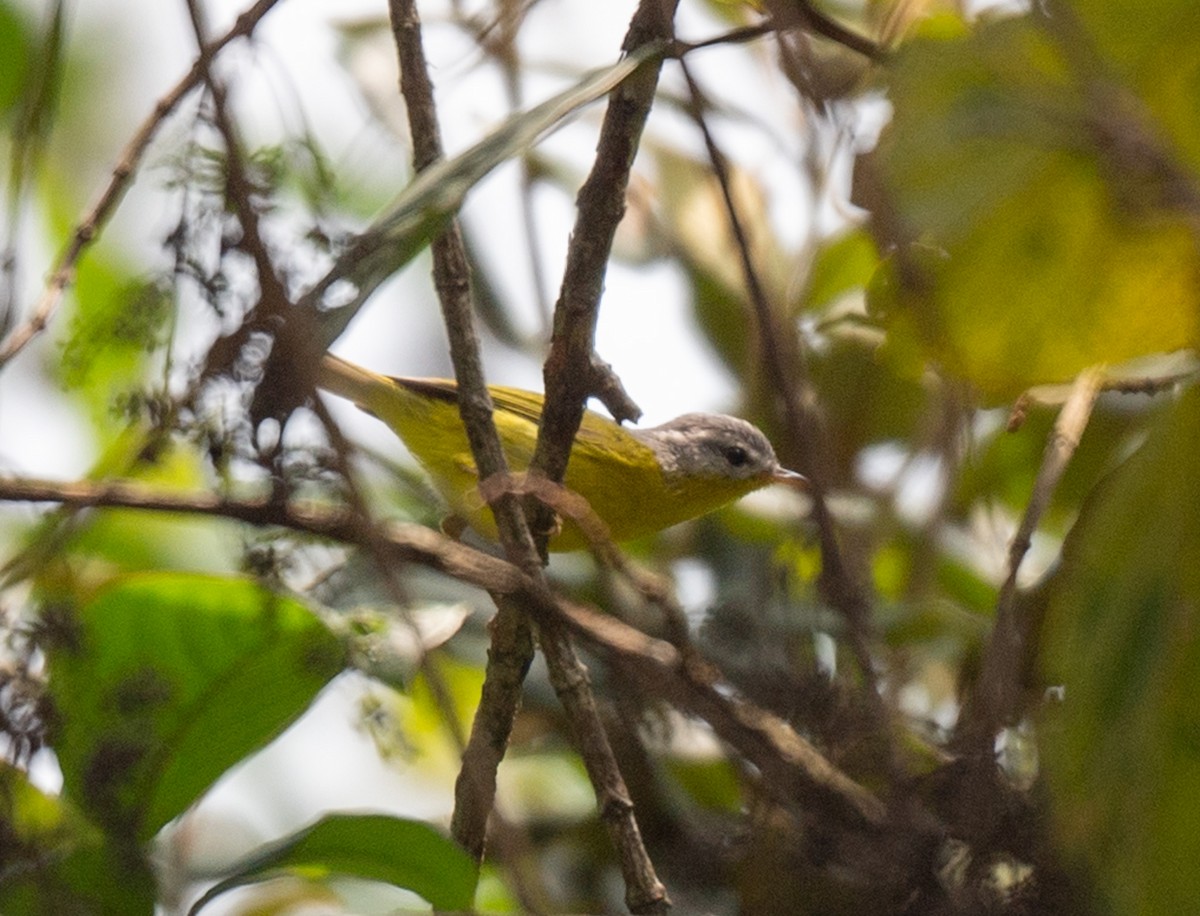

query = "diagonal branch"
(677, 63), (891, 749)
(529, 0), (681, 527)
(955, 366), (1104, 756)
(0, 472), (901, 837)
(0, 0), (284, 367)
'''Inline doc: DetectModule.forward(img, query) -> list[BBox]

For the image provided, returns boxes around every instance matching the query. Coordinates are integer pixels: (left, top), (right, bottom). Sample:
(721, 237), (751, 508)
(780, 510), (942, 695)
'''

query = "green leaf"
(305, 42), (664, 347)
(46, 572), (345, 841)
(806, 337), (927, 472)
(0, 2), (33, 118)
(5, 0), (64, 172)
(802, 229), (878, 314)
(0, 846), (157, 916)
(667, 757), (742, 813)
(0, 762), (156, 914)
(0, 760), (97, 877)
(188, 813), (477, 915)
(1040, 387), (1200, 916)
(58, 262), (171, 432)
(868, 15), (1200, 398)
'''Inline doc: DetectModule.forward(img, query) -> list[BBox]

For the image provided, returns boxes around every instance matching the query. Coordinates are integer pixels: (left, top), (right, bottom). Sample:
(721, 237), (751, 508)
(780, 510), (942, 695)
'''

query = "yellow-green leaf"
(1040, 387), (1200, 915)
(868, 15), (1200, 398)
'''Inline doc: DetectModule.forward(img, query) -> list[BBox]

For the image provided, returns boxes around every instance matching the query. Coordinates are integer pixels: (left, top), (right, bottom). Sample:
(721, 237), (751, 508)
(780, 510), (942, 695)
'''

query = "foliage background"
(1, 0), (1198, 914)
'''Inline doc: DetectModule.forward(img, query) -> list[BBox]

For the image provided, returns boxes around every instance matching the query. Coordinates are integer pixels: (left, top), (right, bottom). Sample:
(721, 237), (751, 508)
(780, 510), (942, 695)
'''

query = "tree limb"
(0, 472), (898, 838)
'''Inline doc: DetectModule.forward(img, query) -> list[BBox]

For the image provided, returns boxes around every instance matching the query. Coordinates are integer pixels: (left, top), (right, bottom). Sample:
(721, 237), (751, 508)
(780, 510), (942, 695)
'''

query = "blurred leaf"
(46, 572), (345, 841)
(691, 260), (752, 376)
(0, 844), (157, 915)
(653, 147), (791, 378)
(0, 2), (33, 119)
(934, 555), (996, 616)
(6, 0), (64, 175)
(496, 752), (595, 824)
(866, 15), (1200, 398)
(666, 757), (742, 813)
(352, 651), (485, 791)
(58, 261), (171, 429)
(475, 863), (521, 914)
(808, 337), (927, 476)
(697, 0), (763, 27)
(1070, 0), (1200, 173)
(956, 398), (1163, 517)
(0, 762), (156, 913)
(1040, 386), (1200, 916)
(385, 653), (483, 772)
(0, 759), (96, 870)
(334, 602), (471, 687)
(187, 813), (477, 915)
(802, 229), (879, 314)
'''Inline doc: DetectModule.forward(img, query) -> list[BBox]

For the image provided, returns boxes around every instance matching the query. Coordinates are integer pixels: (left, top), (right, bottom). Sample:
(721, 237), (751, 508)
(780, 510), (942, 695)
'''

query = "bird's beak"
(771, 467), (808, 486)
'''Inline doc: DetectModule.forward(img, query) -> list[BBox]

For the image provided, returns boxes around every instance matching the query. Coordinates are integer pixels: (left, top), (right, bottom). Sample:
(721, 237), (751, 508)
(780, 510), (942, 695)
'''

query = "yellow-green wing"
(482, 383), (677, 545)
(376, 376), (648, 470)
(484, 383), (649, 457)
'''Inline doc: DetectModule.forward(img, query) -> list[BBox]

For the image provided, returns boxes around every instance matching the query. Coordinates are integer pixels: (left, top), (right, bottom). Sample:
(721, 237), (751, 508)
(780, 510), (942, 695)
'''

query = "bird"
(318, 353), (803, 551)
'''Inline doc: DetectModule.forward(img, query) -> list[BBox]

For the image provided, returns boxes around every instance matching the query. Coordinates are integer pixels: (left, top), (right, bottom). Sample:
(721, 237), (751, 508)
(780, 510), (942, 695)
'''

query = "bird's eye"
(723, 445), (749, 468)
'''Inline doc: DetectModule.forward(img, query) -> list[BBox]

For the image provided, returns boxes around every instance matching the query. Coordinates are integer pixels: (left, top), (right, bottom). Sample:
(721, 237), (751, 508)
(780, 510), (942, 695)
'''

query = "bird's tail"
(316, 352), (394, 415)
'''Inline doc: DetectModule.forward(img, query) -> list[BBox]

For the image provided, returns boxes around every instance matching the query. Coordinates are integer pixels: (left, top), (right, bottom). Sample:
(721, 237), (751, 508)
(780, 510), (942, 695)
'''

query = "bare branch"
(677, 62), (890, 748)
(0, 472), (897, 839)
(956, 365), (1104, 755)
(387, 7), (669, 910)
(0, 475), (523, 592)
(529, 0), (680, 521)
(387, 0), (542, 873)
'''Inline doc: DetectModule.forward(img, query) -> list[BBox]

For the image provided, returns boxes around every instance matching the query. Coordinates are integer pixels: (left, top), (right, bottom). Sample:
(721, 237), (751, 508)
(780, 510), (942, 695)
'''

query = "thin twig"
(521, 8), (685, 904)
(387, 0), (543, 875)
(669, 21), (776, 56)
(955, 366), (1104, 755)
(0, 0), (284, 367)
(1007, 366), (1196, 431)
(677, 62), (888, 725)
(538, 619), (667, 912)
(478, 471), (691, 645)
(762, 0), (885, 62)
(0, 475), (524, 591)
(456, 0), (680, 906)
(528, 0), (681, 529)
(388, 0), (540, 573)
(184, 0), (291, 330)
(390, 8), (670, 909)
